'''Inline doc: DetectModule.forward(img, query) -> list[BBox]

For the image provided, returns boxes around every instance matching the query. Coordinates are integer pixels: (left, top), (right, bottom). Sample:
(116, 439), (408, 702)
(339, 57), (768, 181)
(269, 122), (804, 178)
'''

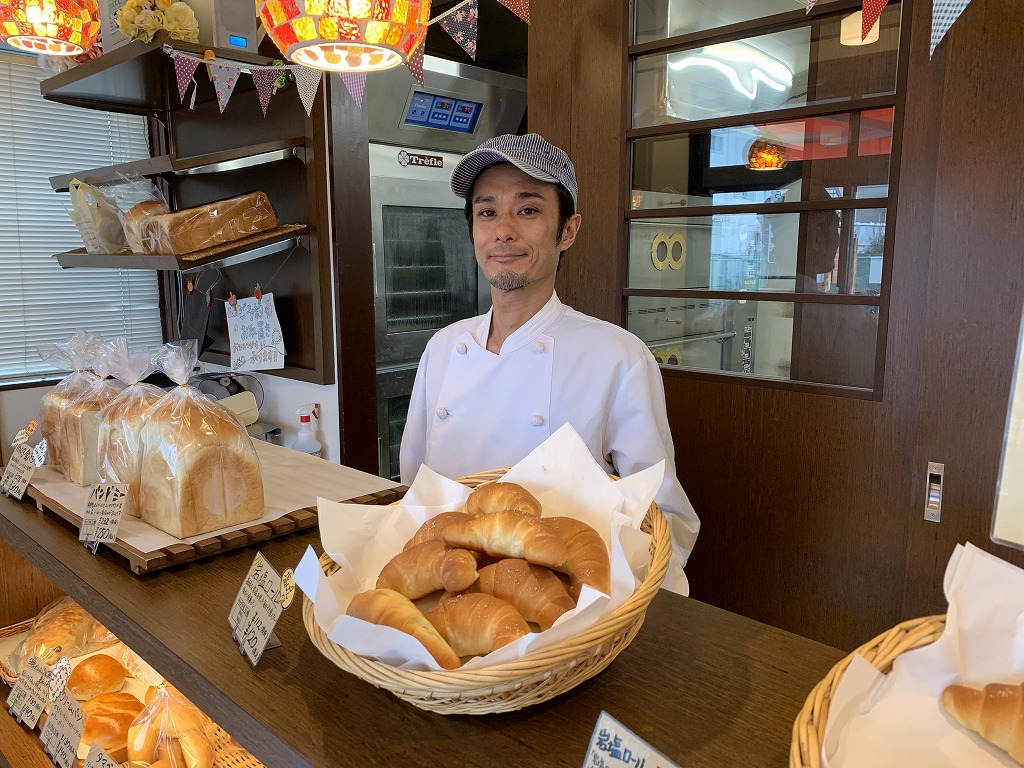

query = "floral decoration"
(116, 0), (199, 43)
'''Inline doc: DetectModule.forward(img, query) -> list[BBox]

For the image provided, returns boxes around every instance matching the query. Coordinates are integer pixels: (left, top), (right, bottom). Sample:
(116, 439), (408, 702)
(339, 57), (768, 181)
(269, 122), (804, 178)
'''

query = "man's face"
(469, 163), (580, 295)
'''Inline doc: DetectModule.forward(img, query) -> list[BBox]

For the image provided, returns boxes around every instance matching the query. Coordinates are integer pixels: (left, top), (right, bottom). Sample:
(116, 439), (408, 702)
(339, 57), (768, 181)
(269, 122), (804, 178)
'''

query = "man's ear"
(559, 213), (582, 251)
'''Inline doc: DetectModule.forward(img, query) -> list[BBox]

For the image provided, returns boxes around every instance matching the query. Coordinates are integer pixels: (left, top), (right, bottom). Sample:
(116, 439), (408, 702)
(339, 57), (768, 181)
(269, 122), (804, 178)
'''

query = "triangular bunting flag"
(251, 68), (279, 117)
(861, 0), (889, 40)
(291, 67), (323, 117)
(497, 0), (529, 23)
(805, 0), (817, 13)
(930, 0), (972, 58)
(405, 32), (426, 85)
(173, 55), (200, 105)
(339, 72), (367, 109)
(439, 0), (479, 60)
(208, 63), (239, 113)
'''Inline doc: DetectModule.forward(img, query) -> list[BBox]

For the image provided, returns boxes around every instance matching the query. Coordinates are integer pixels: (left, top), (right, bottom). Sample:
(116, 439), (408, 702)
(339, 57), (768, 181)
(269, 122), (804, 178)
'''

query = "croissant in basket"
(942, 681), (1024, 764)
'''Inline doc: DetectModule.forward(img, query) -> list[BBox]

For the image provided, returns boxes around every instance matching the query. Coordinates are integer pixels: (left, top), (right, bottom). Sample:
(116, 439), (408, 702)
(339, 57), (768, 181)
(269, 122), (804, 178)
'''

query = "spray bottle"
(291, 403), (323, 458)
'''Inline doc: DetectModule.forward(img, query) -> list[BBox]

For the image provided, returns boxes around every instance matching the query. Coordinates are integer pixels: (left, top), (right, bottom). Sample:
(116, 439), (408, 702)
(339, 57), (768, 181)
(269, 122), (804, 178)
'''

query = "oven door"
(376, 364), (418, 481)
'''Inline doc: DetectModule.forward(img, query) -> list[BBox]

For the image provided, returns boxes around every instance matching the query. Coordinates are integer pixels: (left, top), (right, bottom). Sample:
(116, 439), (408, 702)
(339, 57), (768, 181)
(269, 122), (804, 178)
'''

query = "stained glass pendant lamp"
(0, 0), (101, 55)
(258, 0), (431, 72)
(746, 137), (788, 171)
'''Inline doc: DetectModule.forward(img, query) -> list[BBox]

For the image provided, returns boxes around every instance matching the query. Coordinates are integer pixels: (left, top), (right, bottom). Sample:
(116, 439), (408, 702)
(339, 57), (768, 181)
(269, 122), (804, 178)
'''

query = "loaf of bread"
(97, 382), (165, 517)
(67, 653), (128, 699)
(139, 191), (278, 255)
(40, 373), (97, 474)
(80, 692), (145, 763)
(122, 200), (169, 254)
(463, 482), (542, 518)
(424, 592), (530, 658)
(942, 681), (1024, 764)
(542, 516), (612, 600)
(403, 511), (475, 550)
(347, 589), (461, 670)
(128, 685), (213, 768)
(138, 389), (264, 539)
(60, 382), (122, 486)
(469, 559), (576, 630)
(442, 510), (569, 568)
(376, 540), (479, 599)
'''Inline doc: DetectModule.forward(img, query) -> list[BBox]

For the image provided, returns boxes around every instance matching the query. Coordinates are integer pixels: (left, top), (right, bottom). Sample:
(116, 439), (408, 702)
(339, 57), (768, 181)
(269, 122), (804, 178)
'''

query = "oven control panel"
(404, 90), (483, 134)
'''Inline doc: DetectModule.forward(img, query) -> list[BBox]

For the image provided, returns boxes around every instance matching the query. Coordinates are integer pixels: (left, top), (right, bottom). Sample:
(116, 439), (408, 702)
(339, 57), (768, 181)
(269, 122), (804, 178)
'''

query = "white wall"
(0, 385), (49, 464)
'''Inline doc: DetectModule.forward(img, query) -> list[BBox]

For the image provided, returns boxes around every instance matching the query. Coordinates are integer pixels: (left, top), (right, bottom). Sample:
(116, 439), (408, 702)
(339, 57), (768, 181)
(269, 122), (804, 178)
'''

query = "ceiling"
(424, 0), (529, 79)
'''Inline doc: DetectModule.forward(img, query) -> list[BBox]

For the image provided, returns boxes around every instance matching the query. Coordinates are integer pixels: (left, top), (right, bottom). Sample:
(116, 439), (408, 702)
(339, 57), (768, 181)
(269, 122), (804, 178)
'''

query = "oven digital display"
(404, 91), (482, 134)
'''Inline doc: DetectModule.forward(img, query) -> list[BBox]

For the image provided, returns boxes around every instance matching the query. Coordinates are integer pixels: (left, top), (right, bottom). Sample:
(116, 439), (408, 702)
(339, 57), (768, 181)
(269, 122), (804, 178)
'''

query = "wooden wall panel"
(0, 540), (63, 627)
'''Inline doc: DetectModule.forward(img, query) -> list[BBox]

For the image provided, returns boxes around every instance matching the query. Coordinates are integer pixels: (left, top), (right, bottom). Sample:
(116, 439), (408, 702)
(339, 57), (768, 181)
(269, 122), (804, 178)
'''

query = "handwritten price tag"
(582, 711), (681, 768)
(33, 438), (48, 468)
(79, 484), (127, 554)
(6, 654), (51, 729)
(228, 552), (287, 666)
(1, 443), (36, 500)
(11, 419), (37, 448)
(83, 744), (118, 768)
(39, 689), (85, 768)
(48, 657), (72, 703)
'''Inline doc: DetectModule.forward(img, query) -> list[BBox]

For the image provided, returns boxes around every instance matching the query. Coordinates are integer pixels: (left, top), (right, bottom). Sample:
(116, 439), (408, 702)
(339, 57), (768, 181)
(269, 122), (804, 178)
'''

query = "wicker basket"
(302, 467), (671, 715)
(789, 614), (947, 768)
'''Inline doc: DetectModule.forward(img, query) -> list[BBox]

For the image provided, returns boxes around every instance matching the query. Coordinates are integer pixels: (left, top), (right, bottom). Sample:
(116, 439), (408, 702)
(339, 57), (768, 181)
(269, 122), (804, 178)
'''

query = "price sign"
(582, 711), (681, 768)
(48, 658), (72, 703)
(11, 419), (37, 448)
(33, 438), (48, 468)
(79, 484), (127, 554)
(228, 551), (287, 666)
(6, 654), (51, 729)
(39, 689), (85, 768)
(0, 443), (36, 500)
(83, 743), (118, 768)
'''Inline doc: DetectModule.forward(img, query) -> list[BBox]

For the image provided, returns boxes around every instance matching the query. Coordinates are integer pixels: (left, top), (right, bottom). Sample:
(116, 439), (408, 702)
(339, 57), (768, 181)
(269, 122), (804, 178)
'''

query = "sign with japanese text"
(6, 654), (50, 729)
(39, 688), (85, 768)
(11, 419), (37, 448)
(228, 552), (287, 666)
(1, 443), (36, 499)
(226, 292), (286, 371)
(79, 484), (127, 554)
(582, 711), (681, 768)
(48, 658), (72, 704)
(84, 743), (119, 768)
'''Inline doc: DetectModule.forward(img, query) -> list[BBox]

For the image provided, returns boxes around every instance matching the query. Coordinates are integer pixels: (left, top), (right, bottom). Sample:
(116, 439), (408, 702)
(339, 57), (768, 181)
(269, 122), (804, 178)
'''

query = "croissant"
(942, 681), (1024, 763)
(403, 511), (474, 550)
(346, 588), (461, 670)
(462, 482), (542, 518)
(468, 559), (576, 630)
(376, 540), (478, 598)
(543, 516), (612, 600)
(442, 510), (569, 568)
(424, 592), (530, 657)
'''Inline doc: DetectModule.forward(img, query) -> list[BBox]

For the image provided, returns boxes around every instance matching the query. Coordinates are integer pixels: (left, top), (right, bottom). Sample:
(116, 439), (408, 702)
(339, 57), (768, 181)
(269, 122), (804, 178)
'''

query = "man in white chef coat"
(400, 133), (699, 594)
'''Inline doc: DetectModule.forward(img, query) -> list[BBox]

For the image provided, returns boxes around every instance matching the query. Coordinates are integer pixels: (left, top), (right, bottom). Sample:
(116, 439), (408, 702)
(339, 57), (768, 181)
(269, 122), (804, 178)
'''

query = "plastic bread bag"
(127, 684), (216, 768)
(4, 597), (118, 677)
(94, 172), (170, 255)
(139, 191), (278, 255)
(98, 338), (166, 517)
(59, 341), (126, 486)
(137, 340), (264, 539)
(39, 330), (101, 474)
(67, 178), (130, 254)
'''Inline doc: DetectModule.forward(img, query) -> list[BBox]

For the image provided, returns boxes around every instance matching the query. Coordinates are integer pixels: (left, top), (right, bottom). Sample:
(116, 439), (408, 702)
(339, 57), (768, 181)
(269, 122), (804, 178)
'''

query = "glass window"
(633, 0), (845, 44)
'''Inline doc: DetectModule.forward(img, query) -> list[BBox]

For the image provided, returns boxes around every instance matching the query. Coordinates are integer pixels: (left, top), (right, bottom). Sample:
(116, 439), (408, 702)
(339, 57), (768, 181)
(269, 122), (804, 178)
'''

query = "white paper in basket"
(822, 543), (1024, 768)
(295, 424), (664, 672)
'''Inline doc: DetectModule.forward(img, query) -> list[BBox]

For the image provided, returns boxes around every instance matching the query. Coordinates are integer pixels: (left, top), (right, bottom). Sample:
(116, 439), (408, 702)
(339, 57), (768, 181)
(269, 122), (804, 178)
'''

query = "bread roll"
(138, 391), (264, 539)
(424, 592), (530, 658)
(12, 598), (113, 672)
(80, 692), (144, 763)
(942, 681), (1024, 763)
(542, 516), (611, 600)
(122, 200), (169, 254)
(376, 540), (478, 599)
(346, 589), (461, 670)
(67, 653), (128, 699)
(128, 686), (212, 768)
(97, 383), (165, 517)
(463, 482), (542, 518)
(178, 728), (215, 768)
(403, 511), (474, 550)
(140, 191), (278, 255)
(469, 559), (576, 630)
(442, 510), (569, 568)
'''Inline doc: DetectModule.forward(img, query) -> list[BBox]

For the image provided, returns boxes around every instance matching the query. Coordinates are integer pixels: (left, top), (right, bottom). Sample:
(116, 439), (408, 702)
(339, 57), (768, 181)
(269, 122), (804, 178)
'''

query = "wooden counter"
(0, 491), (844, 768)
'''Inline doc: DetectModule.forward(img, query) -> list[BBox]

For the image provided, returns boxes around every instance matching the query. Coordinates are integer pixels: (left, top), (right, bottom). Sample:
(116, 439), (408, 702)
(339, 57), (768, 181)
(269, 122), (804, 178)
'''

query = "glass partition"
(633, 0), (844, 44)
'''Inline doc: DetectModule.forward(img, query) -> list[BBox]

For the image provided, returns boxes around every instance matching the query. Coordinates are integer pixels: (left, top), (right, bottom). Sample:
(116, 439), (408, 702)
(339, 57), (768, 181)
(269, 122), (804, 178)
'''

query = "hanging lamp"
(746, 137), (788, 171)
(0, 0), (101, 55)
(258, 0), (431, 73)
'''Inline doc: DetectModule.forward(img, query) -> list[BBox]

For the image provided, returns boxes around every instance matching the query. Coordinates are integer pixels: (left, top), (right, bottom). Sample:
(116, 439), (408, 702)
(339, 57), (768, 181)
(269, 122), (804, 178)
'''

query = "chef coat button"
(436, 407), (449, 420)
(531, 415), (545, 427)
(533, 342), (546, 353)
(456, 342), (468, 354)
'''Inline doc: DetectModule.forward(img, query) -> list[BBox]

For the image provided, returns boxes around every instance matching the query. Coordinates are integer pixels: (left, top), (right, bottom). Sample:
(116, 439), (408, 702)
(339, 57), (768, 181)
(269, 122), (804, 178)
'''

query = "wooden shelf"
(53, 224), (307, 272)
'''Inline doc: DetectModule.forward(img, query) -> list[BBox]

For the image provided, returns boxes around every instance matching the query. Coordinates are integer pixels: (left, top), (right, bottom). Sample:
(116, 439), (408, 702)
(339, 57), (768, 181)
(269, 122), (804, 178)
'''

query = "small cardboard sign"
(79, 484), (127, 554)
(83, 743), (119, 768)
(1, 443), (36, 499)
(48, 657), (72, 703)
(32, 438), (48, 468)
(11, 419), (37, 447)
(39, 688), (85, 768)
(228, 552), (287, 666)
(5, 654), (50, 729)
(226, 292), (286, 371)
(582, 711), (681, 768)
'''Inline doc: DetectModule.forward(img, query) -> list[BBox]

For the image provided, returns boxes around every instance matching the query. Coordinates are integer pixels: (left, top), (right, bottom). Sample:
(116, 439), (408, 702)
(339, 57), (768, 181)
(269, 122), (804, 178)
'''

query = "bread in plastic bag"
(39, 331), (101, 474)
(127, 684), (215, 768)
(68, 179), (129, 254)
(4, 597), (118, 676)
(139, 191), (278, 255)
(60, 341), (126, 486)
(96, 173), (170, 255)
(98, 338), (166, 517)
(137, 340), (264, 539)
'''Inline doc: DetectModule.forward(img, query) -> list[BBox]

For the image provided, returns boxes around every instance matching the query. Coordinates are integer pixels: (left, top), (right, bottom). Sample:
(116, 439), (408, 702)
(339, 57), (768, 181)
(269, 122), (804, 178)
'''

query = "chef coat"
(400, 293), (700, 595)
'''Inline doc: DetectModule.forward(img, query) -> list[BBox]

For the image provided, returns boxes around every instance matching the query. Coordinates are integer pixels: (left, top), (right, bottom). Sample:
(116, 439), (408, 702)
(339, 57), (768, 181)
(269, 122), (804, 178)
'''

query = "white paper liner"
(823, 543), (1024, 767)
(295, 423), (664, 672)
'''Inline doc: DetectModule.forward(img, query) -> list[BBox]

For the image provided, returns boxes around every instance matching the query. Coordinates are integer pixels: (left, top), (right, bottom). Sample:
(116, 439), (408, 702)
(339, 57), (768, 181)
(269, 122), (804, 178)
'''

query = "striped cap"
(450, 133), (578, 210)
